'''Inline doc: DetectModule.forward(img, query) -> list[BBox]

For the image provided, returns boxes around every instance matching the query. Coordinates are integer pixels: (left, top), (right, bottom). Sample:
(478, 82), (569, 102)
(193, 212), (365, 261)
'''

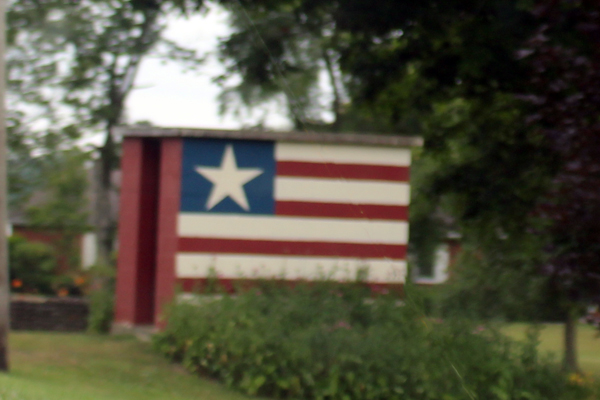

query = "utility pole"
(0, 0), (9, 372)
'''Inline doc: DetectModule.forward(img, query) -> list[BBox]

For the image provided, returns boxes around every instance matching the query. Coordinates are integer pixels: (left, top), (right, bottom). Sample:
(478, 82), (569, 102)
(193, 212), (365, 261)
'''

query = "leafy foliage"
(87, 286), (115, 334)
(216, 0), (350, 130)
(9, 235), (57, 295)
(87, 264), (117, 334)
(7, 0), (205, 265)
(26, 150), (90, 231)
(437, 241), (566, 323)
(6, 111), (47, 210)
(517, 0), (600, 306)
(26, 150), (91, 271)
(155, 284), (587, 400)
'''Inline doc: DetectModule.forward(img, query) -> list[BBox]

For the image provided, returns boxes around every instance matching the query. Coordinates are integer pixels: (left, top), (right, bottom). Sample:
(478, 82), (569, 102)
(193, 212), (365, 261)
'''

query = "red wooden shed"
(113, 127), (421, 330)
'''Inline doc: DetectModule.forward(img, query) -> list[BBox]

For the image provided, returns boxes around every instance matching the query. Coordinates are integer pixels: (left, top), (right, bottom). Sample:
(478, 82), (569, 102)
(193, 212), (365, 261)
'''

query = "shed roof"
(114, 126), (423, 148)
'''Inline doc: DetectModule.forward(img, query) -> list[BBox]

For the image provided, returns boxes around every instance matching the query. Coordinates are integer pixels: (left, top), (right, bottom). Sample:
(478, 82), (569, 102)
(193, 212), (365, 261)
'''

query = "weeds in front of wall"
(155, 281), (591, 400)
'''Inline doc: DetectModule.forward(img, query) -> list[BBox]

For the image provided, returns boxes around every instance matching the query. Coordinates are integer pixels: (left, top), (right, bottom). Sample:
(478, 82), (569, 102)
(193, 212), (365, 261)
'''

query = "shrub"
(87, 264), (115, 334)
(154, 283), (589, 400)
(9, 235), (57, 294)
(87, 287), (114, 333)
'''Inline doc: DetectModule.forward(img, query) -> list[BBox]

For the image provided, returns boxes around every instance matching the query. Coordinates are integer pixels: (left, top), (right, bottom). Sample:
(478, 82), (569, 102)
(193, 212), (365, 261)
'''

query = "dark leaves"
(522, 0), (600, 302)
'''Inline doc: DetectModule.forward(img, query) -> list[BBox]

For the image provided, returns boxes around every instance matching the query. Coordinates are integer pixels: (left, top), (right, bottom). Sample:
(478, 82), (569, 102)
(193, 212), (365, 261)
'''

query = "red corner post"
(154, 138), (182, 327)
(114, 138), (161, 327)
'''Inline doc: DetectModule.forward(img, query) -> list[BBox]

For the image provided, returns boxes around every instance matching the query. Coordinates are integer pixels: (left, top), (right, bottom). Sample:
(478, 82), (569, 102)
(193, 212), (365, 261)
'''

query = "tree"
(26, 150), (92, 272)
(216, 0), (350, 130)
(6, 111), (45, 211)
(7, 0), (204, 265)
(517, 0), (600, 372)
(0, 0), (9, 372)
(336, 0), (600, 372)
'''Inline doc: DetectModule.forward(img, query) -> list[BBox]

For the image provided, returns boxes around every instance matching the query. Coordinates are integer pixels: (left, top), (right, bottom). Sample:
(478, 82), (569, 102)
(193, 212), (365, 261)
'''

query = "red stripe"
(275, 201), (408, 220)
(177, 278), (236, 294)
(178, 238), (406, 259)
(277, 161), (409, 182)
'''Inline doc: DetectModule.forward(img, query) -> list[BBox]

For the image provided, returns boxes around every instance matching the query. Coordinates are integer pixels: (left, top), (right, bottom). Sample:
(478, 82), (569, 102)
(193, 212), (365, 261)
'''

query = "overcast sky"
(125, 5), (292, 131)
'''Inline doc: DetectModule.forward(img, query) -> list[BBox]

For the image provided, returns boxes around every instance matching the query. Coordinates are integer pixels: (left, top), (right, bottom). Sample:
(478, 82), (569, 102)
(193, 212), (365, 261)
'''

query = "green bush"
(87, 287), (114, 333)
(9, 235), (57, 294)
(435, 248), (567, 323)
(87, 264), (115, 334)
(154, 283), (589, 400)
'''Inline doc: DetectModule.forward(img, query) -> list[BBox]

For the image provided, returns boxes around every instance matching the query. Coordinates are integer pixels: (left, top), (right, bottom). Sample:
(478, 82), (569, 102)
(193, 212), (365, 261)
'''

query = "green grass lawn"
(0, 332), (259, 400)
(503, 323), (600, 376)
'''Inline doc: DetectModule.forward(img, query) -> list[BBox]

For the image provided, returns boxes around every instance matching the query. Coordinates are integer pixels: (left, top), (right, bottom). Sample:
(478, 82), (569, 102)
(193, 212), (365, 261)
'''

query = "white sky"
(126, 5), (292, 131)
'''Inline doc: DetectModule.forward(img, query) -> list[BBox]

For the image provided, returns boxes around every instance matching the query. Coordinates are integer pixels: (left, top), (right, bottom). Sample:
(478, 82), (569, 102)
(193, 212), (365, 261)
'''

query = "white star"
(195, 145), (263, 211)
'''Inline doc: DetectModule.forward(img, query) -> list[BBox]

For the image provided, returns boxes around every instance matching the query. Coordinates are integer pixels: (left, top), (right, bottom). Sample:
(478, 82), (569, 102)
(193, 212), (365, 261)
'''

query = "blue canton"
(180, 138), (275, 214)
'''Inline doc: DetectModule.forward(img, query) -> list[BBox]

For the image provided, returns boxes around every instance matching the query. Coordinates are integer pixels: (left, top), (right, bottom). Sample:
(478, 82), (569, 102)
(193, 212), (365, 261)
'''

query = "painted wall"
(177, 138), (409, 283)
(115, 135), (413, 327)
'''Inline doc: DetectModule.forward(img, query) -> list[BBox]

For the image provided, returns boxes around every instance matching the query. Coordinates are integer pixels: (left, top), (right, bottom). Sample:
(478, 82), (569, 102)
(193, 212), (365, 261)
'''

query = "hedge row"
(154, 283), (589, 400)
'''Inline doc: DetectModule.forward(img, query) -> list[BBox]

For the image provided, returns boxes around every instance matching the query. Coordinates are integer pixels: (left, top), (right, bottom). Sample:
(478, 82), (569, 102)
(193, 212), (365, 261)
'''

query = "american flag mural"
(176, 138), (410, 283)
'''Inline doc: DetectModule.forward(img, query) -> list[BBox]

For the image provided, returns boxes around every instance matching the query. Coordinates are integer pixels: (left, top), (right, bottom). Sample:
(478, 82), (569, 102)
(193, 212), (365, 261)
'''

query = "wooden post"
(563, 305), (579, 373)
(0, 0), (10, 372)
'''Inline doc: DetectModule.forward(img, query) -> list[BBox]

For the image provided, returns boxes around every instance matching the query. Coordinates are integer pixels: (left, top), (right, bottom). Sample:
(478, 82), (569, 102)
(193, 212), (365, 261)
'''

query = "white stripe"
(274, 177), (410, 206)
(275, 142), (411, 167)
(178, 214), (408, 244)
(176, 254), (407, 283)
